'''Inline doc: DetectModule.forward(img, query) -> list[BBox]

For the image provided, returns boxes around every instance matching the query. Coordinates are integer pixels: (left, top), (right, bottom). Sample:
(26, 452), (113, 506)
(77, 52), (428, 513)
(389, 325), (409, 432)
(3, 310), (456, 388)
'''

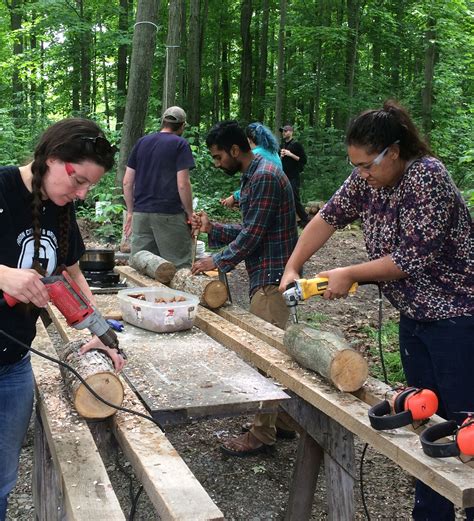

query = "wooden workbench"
(34, 287), (287, 520)
(116, 265), (474, 519)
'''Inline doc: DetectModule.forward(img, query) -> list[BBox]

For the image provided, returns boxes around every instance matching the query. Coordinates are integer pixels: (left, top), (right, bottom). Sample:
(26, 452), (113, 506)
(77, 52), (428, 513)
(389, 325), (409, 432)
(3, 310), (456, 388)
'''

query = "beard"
(222, 168), (238, 176)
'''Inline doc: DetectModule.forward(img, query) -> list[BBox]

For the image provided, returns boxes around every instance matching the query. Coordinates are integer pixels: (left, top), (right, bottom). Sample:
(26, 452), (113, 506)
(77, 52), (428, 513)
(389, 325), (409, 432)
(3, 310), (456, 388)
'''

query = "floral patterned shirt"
(319, 157), (473, 321)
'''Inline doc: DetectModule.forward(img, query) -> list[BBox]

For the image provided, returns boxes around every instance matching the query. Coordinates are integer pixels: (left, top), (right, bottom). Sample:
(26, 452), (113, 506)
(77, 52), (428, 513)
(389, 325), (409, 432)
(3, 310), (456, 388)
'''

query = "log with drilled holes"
(170, 268), (228, 309)
(129, 250), (177, 283)
(284, 324), (368, 392)
(57, 340), (124, 418)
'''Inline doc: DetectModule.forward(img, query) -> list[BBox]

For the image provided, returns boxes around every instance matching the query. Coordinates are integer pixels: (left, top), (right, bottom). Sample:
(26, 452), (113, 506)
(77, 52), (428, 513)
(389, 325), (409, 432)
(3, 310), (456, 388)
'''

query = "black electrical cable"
(128, 485), (144, 521)
(360, 283), (388, 521)
(376, 284), (389, 386)
(0, 329), (163, 430)
(360, 442), (371, 521)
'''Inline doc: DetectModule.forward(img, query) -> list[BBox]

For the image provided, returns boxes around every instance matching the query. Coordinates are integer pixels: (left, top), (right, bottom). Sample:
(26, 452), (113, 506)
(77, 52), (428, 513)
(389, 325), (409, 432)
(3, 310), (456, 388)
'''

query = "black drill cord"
(360, 283), (387, 521)
(0, 329), (163, 430)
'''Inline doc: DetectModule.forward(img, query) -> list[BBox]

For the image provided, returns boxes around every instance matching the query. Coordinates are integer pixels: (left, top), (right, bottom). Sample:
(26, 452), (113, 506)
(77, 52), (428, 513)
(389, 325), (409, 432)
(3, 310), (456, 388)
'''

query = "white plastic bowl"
(117, 287), (199, 333)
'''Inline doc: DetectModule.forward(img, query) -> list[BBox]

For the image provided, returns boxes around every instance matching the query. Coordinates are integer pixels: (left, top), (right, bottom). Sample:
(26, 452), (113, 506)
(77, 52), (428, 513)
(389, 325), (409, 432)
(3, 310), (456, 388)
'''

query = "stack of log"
(129, 251), (228, 309)
(305, 200), (325, 218)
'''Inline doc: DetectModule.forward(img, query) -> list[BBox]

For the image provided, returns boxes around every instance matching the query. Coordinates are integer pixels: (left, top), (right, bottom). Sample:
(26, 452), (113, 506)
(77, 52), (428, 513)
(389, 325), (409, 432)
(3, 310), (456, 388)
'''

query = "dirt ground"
(7, 227), (453, 520)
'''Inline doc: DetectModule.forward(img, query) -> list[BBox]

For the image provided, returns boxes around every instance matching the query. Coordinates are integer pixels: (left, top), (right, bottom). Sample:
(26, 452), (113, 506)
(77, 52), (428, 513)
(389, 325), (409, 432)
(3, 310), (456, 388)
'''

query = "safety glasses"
(348, 140), (400, 172)
(64, 162), (97, 191)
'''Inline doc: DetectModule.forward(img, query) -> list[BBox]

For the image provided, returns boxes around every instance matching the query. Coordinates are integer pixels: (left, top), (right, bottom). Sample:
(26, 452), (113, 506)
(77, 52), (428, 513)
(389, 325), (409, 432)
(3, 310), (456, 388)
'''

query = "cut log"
(284, 324), (368, 392)
(57, 340), (124, 419)
(305, 200), (325, 215)
(129, 251), (177, 283)
(170, 268), (228, 309)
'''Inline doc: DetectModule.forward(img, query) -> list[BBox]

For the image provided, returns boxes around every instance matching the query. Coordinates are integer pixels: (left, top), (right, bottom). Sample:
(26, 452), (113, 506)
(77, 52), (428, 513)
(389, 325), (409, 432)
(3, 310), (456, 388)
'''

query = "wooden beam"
(285, 432), (323, 521)
(193, 307), (474, 509)
(46, 305), (224, 521)
(32, 322), (125, 520)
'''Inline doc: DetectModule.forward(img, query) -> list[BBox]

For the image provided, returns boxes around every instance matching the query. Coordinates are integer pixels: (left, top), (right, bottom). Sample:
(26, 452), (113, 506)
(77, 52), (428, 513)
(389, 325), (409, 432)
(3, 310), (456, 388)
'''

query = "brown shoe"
(220, 431), (275, 457)
(241, 422), (296, 440)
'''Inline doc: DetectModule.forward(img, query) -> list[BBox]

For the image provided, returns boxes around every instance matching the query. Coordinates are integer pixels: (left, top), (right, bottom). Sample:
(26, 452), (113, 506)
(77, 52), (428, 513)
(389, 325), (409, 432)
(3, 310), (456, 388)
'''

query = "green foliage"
(76, 171), (125, 242)
(301, 311), (330, 327)
(361, 320), (406, 385)
(300, 127), (350, 201)
(0, 0), (472, 217)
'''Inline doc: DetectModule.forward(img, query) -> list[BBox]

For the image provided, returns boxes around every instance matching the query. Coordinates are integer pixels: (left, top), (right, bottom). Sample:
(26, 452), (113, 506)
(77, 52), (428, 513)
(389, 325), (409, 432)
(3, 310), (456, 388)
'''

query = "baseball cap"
(162, 106), (187, 124)
(279, 124), (293, 132)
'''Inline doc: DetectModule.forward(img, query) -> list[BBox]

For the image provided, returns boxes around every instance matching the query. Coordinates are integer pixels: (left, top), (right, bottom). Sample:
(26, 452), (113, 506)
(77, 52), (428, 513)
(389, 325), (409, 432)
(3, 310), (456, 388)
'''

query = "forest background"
(0, 0), (473, 239)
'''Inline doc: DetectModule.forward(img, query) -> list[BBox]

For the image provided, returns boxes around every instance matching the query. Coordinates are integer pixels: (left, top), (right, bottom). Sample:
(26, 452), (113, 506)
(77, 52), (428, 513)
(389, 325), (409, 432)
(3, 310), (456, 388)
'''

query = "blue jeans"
(399, 314), (474, 521)
(0, 356), (34, 521)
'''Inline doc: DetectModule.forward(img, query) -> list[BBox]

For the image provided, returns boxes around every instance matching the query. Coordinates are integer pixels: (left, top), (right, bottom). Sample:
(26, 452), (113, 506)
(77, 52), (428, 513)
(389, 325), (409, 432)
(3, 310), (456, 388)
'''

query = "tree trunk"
(274, 0), (287, 134)
(129, 251), (177, 283)
(177, 0), (187, 106)
(117, 0), (160, 186)
(390, 1), (403, 96)
(239, 0), (253, 123)
(422, 16), (436, 139)
(78, 0), (92, 117)
(256, 0), (270, 123)
(284, 324), (368, 392)
(57, 340), (124, 419)
(221, 40), (231, 120)
(162, 0), (182, 110)
(344, 0), (362, 124)
(116, 0), (130, 129)
(100, 24), (111, 130)
(9, 0), (24, 124)
(186, 0), (201, 126)
(170, 268), (228, 309)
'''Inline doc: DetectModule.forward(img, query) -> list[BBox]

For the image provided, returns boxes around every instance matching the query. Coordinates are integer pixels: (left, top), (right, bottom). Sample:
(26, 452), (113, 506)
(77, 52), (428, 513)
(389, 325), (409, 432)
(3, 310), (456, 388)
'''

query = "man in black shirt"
(279, 125), (310, 228)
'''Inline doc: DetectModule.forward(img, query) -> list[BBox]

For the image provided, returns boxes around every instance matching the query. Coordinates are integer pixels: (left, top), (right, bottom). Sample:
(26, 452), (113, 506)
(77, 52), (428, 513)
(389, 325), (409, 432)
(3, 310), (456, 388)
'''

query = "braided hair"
(245, 122), (280, 155)
(30, 118), (115, 273)
(346, 100), (432, 160)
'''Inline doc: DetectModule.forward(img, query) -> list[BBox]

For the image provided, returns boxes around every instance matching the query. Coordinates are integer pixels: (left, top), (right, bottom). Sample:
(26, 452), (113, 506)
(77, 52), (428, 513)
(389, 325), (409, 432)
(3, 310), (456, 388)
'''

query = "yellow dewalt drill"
(283, 277), (358, 323)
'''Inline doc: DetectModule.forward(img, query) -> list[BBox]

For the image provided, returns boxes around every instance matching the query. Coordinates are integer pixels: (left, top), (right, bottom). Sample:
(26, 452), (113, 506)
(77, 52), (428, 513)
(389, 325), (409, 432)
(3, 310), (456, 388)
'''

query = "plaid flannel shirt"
(210, 156), (298, 297)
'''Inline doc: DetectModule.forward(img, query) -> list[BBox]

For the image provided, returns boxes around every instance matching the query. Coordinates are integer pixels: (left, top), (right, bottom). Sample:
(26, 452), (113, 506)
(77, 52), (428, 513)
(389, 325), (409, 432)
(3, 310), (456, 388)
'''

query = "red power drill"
(2, 270), (123, 356)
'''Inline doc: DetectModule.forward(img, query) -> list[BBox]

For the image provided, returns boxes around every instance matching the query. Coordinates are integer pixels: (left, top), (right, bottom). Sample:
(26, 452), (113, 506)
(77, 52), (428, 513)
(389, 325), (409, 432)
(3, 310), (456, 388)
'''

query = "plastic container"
(117, 287), (199, 333)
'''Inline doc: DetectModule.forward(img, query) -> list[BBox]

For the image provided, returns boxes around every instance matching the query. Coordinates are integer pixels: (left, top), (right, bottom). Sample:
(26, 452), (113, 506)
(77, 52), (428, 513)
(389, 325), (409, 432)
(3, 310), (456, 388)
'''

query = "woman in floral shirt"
(280, 100), (473, 521)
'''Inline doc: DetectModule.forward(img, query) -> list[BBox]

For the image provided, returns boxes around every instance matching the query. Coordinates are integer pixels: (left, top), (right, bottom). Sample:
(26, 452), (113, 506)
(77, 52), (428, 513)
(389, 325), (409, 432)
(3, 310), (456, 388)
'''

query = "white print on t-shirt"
(17, 228), (58, 275)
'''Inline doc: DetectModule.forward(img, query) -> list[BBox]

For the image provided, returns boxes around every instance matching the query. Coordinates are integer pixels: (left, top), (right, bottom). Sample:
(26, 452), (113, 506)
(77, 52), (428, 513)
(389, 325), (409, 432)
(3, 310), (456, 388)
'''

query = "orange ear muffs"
(368, 387), (438, 431)
(394, 388), (439, 421)
(421, 417), (474, 458)
(457, 417), (474, 456)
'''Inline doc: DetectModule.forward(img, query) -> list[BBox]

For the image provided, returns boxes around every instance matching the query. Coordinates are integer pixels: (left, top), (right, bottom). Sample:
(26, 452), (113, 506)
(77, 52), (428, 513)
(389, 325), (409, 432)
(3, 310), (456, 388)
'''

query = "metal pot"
(80, 249), (115, 272)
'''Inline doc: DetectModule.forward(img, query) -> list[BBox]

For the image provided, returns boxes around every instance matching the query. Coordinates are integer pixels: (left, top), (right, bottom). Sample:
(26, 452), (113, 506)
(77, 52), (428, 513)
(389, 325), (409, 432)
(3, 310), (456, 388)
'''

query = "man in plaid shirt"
(192, 121), (298, 456)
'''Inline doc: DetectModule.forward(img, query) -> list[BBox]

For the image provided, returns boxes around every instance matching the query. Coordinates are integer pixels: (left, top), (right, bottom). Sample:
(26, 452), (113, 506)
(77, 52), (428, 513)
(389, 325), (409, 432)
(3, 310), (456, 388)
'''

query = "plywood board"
(118, 322), (289, 426)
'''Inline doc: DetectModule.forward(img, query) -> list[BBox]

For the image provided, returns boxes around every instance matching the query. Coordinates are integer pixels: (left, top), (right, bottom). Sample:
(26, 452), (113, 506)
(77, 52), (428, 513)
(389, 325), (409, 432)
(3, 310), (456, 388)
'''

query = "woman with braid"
(0, 118), (126, 521)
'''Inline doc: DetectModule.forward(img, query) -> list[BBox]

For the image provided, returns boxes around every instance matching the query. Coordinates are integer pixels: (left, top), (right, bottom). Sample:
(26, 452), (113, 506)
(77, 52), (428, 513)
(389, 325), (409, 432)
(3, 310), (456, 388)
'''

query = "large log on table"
(170, 268), (228, 309)
(129, 250), (177, 283)
(284, 324), (368, 392)
(58, 340), (124, 419)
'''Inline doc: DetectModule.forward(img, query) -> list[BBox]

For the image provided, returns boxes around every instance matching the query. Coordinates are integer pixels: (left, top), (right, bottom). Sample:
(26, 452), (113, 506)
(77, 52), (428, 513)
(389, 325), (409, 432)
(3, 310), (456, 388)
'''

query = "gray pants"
(131, 212), (192, 269)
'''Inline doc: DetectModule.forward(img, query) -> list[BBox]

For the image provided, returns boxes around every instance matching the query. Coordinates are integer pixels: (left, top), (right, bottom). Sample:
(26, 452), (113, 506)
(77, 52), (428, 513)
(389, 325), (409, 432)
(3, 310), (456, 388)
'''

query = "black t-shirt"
(0, 166), (85, 364)
(280, 139), (307, 180)
(127, 132), (195, 214)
